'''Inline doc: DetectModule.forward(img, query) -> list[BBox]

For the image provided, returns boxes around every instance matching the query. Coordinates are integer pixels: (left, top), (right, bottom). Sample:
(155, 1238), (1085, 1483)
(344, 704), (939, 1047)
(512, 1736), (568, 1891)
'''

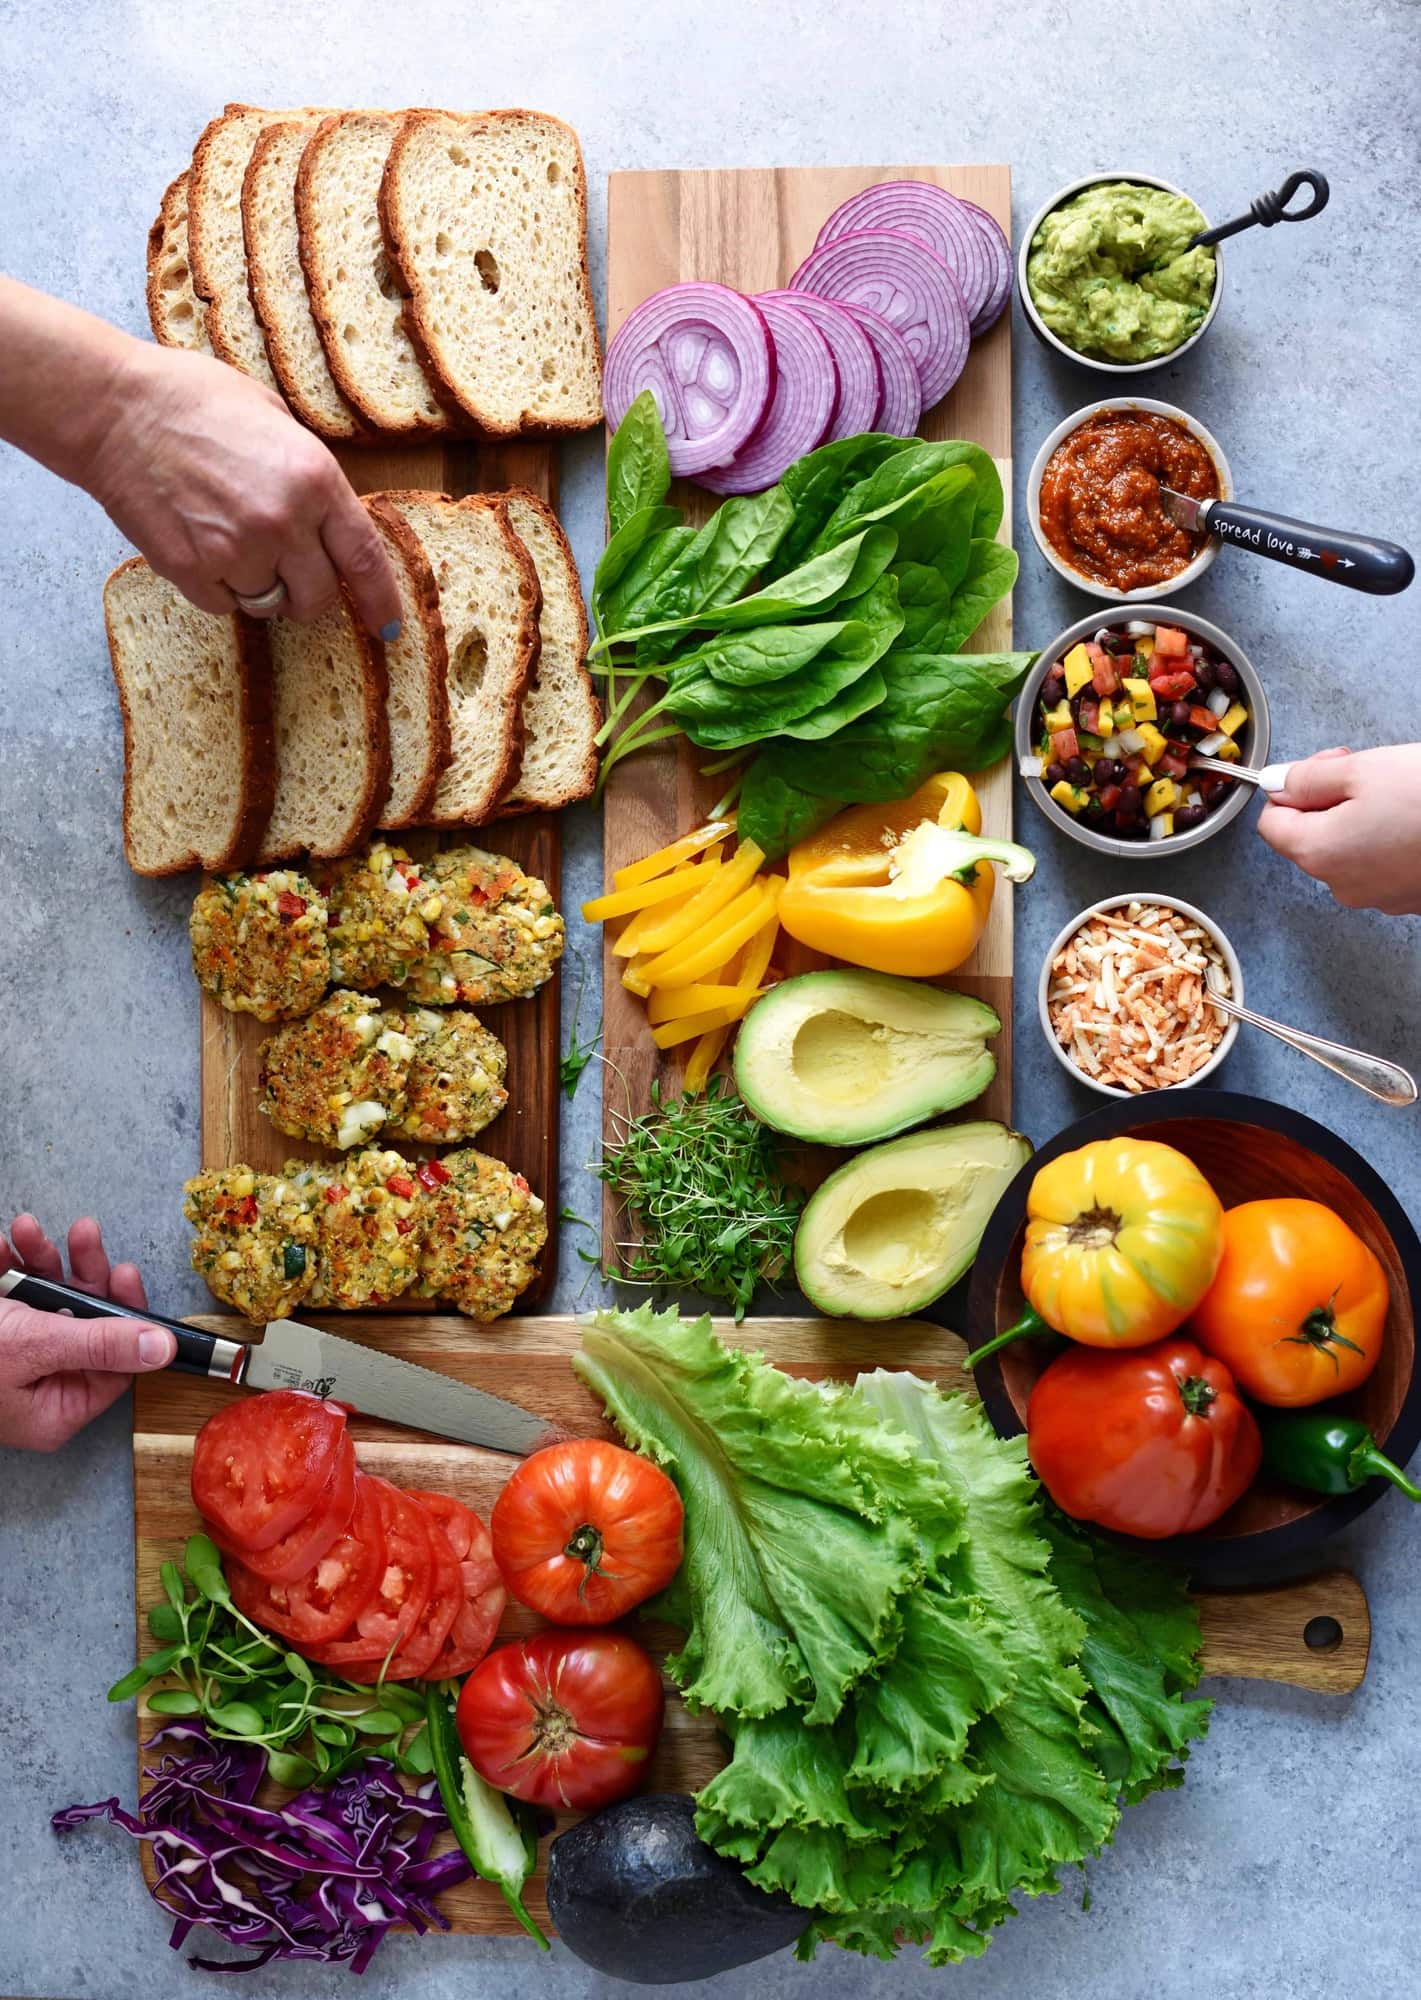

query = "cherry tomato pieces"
(491, 1440), (684, 1625)
(1027, 1337), (1261, 1539)
(301, 1479), (434, 1670)
(210, 1434), (357, 1583)
(228, 1473), (386, 1645)
(1190, 1199), (1389, 1407)
(457, 1629), (663, 1812)
(190, 1391), (348, 1552)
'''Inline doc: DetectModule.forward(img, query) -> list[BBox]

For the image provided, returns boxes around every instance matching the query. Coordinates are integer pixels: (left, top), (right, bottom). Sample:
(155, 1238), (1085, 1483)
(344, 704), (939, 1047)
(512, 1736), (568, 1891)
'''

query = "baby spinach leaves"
(605, 389), (671, 536)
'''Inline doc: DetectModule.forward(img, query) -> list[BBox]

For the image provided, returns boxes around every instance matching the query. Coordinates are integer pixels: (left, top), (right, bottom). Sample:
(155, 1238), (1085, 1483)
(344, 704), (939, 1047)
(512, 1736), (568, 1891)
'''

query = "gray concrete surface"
(2, 2), (1419, 1995)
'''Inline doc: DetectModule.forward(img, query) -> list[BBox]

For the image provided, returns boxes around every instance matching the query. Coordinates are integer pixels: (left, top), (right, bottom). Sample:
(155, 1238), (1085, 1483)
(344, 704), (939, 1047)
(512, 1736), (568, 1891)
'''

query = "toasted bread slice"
(243, 119), (363, 439)
(379, 109), (602, 435)
(296, 111), (453, 436)
(258, 594), (391, 862)
(383, 494), (539, 826)
(188, 104), (289, 388)
(146, 172), (212, 354)
(498, 490), (599, 813)
(364, 496), (452, 827)
(104, 557), (274, 876)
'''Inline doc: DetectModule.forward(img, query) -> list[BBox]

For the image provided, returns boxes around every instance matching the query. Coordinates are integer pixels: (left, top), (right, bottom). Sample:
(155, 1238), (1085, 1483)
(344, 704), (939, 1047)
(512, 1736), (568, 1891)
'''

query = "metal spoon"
(1204, 966), (1417, 1106)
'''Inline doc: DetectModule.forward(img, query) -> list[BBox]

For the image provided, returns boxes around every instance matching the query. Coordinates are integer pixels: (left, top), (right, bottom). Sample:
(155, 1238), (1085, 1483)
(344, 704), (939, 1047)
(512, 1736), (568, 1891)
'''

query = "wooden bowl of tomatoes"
(967, 1089), (1421, 1579)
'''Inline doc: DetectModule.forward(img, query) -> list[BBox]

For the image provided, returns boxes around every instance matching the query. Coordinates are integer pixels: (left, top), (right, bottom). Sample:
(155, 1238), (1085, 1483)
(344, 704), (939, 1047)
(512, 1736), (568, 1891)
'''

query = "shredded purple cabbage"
(52, 1723), (471, 1974)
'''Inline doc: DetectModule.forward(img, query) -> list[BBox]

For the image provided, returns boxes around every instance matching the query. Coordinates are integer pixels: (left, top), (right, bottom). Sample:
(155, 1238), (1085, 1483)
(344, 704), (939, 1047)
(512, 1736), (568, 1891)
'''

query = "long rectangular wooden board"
(197, 436), (563, 1305)
(600, 164), (1017, 1255)
(133, 1312), (1371, 1939)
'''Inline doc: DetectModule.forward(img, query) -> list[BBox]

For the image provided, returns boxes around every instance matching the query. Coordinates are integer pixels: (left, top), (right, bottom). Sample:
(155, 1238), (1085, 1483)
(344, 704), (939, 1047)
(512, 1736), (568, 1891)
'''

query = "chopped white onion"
(1196, 730), (1228, 755)
(1125, 619), (1155, 636)
(1116, 727), (1146, 755)
(1019, 755), (1044, 778)
(1149, 815), (1171, 841)
(1207, 687), (1231, 717)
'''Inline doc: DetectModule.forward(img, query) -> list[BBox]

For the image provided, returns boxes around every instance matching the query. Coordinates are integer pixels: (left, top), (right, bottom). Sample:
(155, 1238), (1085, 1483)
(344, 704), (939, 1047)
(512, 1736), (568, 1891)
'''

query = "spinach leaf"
(737, 761), (840, 855)
(593, 504), (682, 608)
(666, 643), (883, 749)
(598, 526), (700, 635)
(649, 486), (793, 623)
(777, 665), (888, 739)
(893, 469), (977, 586)
(814, 444), (1001, 554)
(674, 619), (853, 689)
(942, 540), (1020, 649)
(606, 390), (671, 536)
(771, 434), (907, 575)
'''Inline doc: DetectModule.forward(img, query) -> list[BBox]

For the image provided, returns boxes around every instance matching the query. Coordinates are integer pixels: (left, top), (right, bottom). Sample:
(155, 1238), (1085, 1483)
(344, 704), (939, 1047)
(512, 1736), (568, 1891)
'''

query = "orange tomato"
(1190, 1199), (1389, 1407)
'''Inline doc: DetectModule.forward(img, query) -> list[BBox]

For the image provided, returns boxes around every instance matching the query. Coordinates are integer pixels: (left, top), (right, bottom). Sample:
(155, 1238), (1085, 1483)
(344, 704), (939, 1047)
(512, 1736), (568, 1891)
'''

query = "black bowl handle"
(1191, 168), (1330, 248)
(1206, 500), (1413, 596)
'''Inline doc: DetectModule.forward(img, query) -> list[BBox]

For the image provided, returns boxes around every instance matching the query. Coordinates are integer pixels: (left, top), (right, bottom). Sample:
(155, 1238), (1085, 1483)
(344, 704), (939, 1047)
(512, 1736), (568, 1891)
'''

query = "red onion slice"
(814, 181), (992, 330)
(956, 199), (1013, 333)
(605, 283), (774, 476)
(697, 295), (837, 494)
(756, 290), (880, 441)
(790, 229), (970, 408)
(835, 303), (921, 435)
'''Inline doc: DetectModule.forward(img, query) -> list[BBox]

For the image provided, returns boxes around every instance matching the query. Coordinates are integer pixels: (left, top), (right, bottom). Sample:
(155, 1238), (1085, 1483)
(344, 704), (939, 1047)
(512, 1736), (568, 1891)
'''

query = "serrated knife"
(0, 1269), (553, 1455)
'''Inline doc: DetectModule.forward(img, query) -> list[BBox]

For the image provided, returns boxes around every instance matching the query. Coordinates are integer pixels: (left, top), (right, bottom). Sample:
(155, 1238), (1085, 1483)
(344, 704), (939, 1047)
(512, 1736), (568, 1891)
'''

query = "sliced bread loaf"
(146, 172), (212, 354)
(187, 104), (287, 389)
(498, 490), (599, 813)
(243, 119), (363, 439)
(104, 557), (274, 876)
(258, 594), (391, 862)
(364, 496), (452, 826)
(379, 109), (602, 435)
(383, 494), (539, 826)
(297, 112), (453, 436)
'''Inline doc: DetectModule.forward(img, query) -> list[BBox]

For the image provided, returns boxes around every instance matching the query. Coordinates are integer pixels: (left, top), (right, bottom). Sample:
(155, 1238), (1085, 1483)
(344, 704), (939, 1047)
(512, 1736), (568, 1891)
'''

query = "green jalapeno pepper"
(425, 1682), (549, 1947)
(1258, 1408), (1421, 1501)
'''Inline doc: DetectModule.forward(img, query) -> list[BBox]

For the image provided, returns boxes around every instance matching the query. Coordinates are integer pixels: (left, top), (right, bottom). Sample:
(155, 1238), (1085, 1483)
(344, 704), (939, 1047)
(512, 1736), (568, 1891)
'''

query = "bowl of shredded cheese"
(1039, 894), (1242, 1096)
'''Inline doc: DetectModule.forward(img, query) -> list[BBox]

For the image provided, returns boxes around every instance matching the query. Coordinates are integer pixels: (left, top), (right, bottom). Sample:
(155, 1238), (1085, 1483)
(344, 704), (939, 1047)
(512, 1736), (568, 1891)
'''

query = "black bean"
(1174, 805), (1206, 832)
(1044, 761), (1067, 787)
(1193, 655), (1216, 690)
(1066, 757), (1092, 787)
(1042, 669), (1067, 705)
(1170, 701), (1193, 729)
(1115, 784), (1143, 816)
(1214, 659), (1241, 696)
(1093, 758), (1119, 785)
(1107, 632), (1135, 655)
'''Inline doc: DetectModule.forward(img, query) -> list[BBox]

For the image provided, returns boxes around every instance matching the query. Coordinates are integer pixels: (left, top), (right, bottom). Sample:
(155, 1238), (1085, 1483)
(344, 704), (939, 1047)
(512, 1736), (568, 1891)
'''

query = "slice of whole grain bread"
(498, 489), (599, 813)
(258, 593), (391, 862)
(104, 557), (275, 876)
(187, 103), (288, 389)
(243, 118), (363, 439)
(379, 109), (602, 436)
(364, 496), (452, 827)
(297, 111), (453, 436)
(382, 493), (539, 826)
(146, 171), (212, 354)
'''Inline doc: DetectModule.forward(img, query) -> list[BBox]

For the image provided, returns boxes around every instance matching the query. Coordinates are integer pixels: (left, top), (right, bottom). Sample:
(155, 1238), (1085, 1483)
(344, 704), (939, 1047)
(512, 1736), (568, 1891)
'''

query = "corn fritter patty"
(417, 1148), (548, 1321)
(321, 843), (437, 990)
(183, 1166), (319, 1321)
(282, 1151), (427, 1309)
(259, 991), (416, 1150)
(402, 846), (565, 1006)
(190, 871), (330, 1022)
(394, 1008), (509, 1144)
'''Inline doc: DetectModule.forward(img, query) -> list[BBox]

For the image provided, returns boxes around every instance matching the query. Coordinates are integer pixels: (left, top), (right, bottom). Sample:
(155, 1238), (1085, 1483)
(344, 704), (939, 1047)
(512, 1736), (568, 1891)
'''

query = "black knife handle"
(0, 1270), (248, 1380)
(1205, 500), (1414, 596)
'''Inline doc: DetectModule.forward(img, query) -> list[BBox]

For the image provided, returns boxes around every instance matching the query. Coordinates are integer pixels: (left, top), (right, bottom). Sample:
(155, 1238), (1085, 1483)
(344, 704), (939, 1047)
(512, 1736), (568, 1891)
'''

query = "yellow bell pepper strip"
(647, 980), (764, 1024)
(609, 860), (720, 957)
(684, 1024), (733, 1094)
(612, 818), (735, 891)
(583, 865), (720, 923)
(632, 839), (766, 957)
(630, 880), (782, 993)
(652, 1002), (758, 1049)
(778, 772), (1034, 979)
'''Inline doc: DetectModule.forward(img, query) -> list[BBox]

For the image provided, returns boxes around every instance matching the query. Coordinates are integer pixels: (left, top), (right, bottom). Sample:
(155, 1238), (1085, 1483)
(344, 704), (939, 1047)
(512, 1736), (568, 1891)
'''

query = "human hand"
(82, 342), (401, 633)
(0, 1216), (176, 1451)
(1258, 745), (1421, 915)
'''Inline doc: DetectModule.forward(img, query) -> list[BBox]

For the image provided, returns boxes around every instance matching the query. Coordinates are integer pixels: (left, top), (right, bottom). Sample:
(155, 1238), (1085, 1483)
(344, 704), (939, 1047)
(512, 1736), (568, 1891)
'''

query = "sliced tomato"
(210, 1436), (357, 1583)
(228, 1474), (385, 1645)
(418, 1492), (476, 1561)
(425, 1522), (507, 1679)
(350, 1493), (464, 1680)
(190, 1391), (348, 1552)
(301, 1478), (434, 1669)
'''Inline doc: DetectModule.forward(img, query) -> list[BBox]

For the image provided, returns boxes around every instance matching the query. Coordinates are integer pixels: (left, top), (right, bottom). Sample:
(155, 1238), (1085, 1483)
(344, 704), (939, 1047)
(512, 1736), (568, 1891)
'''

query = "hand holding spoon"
(1205, 966), (1417, 1106)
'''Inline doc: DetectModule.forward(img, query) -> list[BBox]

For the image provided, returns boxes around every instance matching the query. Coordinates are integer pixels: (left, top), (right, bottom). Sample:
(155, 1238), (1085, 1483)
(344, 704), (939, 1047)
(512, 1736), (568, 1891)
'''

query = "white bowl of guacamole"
(1020, 172), (1223, 371)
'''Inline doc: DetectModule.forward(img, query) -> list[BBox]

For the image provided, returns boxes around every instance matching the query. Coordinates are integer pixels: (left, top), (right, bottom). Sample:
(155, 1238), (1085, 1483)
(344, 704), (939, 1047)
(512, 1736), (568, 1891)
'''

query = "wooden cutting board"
(132, 1312), (1371, 1938)
(196, 434), (562, 1305)
(601, 164), (1017, 1247)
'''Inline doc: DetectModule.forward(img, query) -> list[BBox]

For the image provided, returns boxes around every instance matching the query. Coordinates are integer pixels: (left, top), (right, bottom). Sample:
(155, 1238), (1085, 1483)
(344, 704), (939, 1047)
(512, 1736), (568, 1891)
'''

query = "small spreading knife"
(1159, 484), (1413, 596)
(0, 1269), (553, 1456)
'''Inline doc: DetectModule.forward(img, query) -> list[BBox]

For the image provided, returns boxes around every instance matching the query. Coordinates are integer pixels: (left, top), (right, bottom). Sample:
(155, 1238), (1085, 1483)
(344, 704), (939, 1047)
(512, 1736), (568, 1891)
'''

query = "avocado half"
(733, 970), (1001, 1147)
(794, 1119), (1031, 1319)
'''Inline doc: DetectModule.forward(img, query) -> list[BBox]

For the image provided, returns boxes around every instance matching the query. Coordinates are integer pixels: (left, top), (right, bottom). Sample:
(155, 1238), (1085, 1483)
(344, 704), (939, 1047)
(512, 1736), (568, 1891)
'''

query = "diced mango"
(1123, 676), (1157, 722)
(1062, 643), (1094, 697)
(1112, 699), (1135, 732)
(1134, 634), (1156, 661)
(1137, 722), (1168, 766)
(1096, 705), (1115, 739)
(1043, 699), (1073, 733)
(1146, 777), (1181, 816)
(1214, 736), (1241, 763)
(1220, 702), (1249, 738)
(1050, 779), (1090, 815)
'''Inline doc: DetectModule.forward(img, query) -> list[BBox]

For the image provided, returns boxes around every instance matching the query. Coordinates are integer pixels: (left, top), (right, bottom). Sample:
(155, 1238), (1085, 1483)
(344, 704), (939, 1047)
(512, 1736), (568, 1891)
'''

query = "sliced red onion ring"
(605, 283), (774, 477)
(756, 290), (880, 441)
(697, 295), (837, 494)
(814, 181), (992, 330)
(790, 229), (970, 408)
(955, 198), (1013, 333)
(835, 303), (921, 436)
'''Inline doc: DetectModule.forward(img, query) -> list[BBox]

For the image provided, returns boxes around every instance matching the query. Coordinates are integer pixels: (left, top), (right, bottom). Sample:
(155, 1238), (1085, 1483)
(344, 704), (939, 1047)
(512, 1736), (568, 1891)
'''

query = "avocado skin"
(546, 1794), (808, 1984)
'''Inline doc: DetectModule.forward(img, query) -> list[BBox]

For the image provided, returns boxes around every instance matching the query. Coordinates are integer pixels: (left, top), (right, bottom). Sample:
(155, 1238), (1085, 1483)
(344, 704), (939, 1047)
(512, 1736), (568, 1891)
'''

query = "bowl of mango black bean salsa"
(1015, 605), (1270, 856)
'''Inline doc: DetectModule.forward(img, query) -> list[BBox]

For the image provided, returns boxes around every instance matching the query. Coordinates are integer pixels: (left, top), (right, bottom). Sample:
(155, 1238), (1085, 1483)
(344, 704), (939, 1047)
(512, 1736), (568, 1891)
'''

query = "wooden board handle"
(1195, 1568), (1370, 1693)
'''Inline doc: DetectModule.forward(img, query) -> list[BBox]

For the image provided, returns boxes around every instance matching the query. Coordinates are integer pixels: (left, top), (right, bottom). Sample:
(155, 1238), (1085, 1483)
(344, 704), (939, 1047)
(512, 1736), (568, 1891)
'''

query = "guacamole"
(1027, 180), (1218, 363)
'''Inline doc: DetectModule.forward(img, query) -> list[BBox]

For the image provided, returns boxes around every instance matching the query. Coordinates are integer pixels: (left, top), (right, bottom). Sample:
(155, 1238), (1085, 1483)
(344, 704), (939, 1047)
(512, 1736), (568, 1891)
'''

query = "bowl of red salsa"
(1028, 398), (1233, 599)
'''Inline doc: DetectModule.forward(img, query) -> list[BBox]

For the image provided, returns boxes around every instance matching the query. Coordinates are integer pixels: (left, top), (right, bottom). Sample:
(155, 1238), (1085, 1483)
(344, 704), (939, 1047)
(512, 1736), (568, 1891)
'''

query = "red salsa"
(1038, 409), (1221, 591)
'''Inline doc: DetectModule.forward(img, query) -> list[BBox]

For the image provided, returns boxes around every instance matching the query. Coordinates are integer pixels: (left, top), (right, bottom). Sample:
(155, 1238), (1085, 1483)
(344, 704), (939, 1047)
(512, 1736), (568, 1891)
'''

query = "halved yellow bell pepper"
(777, 772), (1034, 978)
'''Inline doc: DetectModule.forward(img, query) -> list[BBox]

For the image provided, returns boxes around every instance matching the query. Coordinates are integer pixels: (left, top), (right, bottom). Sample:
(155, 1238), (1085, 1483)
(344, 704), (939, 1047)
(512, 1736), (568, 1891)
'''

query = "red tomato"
(419, 1492), (476, 1561)
(210, 1437), (357, 1583)
(457, 1629), (663, 1811)
(1028, 1338), (1261, 1539)
(426, 1541), (507, 1679)
(302, 1479), (434, 1669)
(190, 1391), (348, 1552)
(340, 1493), (464, 1682)
(491, 1440), (684, 1625)
(228, 1474), (385, 1645)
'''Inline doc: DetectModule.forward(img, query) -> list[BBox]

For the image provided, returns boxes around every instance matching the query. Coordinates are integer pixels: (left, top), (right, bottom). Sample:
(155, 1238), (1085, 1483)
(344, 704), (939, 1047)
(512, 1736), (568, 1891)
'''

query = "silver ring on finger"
(231, 579), (287, 616)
